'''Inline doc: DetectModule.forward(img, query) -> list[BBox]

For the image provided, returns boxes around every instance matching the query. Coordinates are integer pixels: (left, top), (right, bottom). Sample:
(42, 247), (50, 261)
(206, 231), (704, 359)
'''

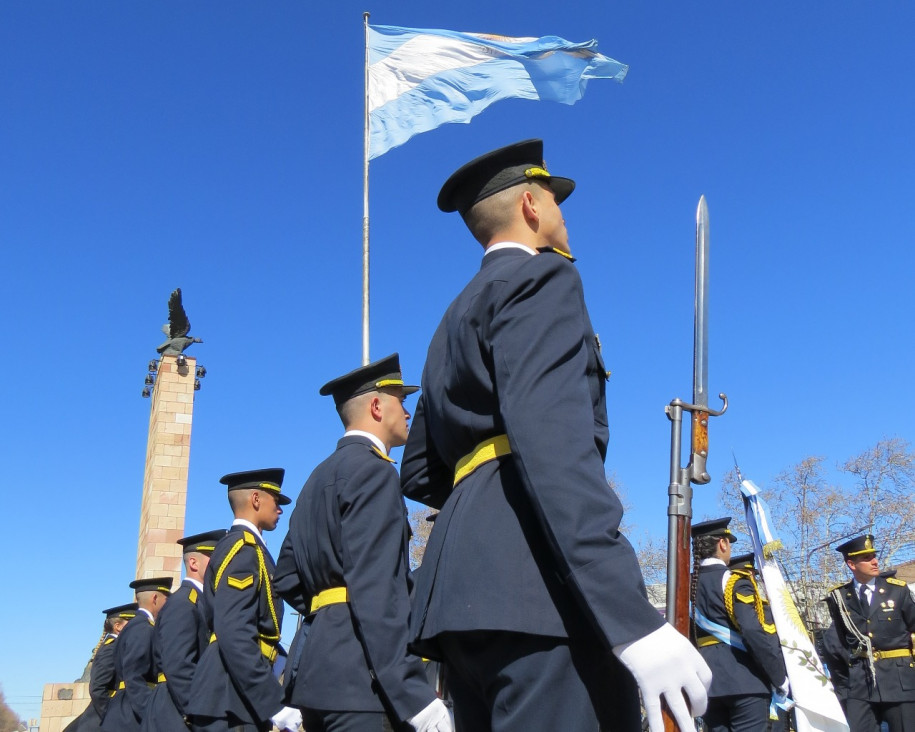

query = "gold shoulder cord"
(725, 569), (776, 634)
(213, 537), (247, 590)
(211, 531), (280, 642)
(253, 542), (280, 641)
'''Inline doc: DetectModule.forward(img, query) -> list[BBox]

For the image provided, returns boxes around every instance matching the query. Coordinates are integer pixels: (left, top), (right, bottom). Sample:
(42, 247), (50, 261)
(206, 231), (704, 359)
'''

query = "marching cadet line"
(65, 140), (915, 732)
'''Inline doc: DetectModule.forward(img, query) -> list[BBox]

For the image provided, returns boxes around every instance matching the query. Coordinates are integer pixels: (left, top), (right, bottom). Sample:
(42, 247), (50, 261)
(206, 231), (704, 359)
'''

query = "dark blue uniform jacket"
(694, 564), (787, 698)
(101, 612), (158, 732)
(63, 634), (119, 732)
(142, 579), (208, 731)
(826, 576), (915, 703)
(186, 525), (285, 726)
(401, 247), (663, 656)
(274, 434), (434, 723)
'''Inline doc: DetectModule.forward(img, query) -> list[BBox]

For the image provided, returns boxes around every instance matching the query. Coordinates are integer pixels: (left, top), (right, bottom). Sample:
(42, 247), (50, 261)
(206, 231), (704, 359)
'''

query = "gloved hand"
(613, 623), (712, 732)
(407, 698), (453, 732)
(774, 678), (794, 711)
(270, 705), (303, 732)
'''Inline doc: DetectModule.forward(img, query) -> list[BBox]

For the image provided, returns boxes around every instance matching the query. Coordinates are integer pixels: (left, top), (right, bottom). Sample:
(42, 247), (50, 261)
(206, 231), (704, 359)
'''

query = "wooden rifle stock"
(662, 515), (693, 732)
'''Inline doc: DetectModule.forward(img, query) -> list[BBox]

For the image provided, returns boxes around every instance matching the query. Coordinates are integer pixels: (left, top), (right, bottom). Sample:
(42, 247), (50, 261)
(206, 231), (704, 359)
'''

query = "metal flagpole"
(362, 11), (371, 366)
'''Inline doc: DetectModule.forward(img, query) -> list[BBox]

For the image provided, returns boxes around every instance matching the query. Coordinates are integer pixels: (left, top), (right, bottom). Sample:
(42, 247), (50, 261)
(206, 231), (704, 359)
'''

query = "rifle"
(663, 196), (728, 730)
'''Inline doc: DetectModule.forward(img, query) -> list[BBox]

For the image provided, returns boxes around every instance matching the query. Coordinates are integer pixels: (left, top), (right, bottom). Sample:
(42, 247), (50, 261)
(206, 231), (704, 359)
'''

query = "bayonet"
(664, 197), (728, 702)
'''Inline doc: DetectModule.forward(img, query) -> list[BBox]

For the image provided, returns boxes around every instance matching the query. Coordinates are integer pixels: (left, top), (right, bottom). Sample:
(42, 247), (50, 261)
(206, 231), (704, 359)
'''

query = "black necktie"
(859, 584), (869, 609)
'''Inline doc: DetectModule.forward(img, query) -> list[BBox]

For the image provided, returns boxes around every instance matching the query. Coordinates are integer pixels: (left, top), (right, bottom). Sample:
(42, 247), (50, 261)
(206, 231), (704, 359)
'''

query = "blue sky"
(3, 1), (914, 721)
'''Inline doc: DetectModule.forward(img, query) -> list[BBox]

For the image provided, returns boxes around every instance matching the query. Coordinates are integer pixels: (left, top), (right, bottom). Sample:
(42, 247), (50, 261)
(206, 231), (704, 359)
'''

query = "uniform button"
(869, 632), (874, 637)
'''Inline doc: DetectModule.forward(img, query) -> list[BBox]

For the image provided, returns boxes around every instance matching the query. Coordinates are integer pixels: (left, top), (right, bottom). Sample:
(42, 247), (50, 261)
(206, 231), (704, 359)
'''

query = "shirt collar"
(185, 577), (204, 592)
(138, 607), (154, 622)
(344, 429), (387, 455)
(484, 241), (537, 257)
(700, 558), (727, 567)
(232, 517), (265, 545)
(855, 578), (876, 591)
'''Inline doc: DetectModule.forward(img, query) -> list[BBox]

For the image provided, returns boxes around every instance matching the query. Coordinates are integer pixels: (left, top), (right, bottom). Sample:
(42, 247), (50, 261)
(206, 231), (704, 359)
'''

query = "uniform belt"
(874, 648), (914, 661)
(209, 633), (279, 664)
(116, 680), (158, 690)
(696, 635), (720, 648)
(454, 434), (511, 487)
(310, 586), (349, 613)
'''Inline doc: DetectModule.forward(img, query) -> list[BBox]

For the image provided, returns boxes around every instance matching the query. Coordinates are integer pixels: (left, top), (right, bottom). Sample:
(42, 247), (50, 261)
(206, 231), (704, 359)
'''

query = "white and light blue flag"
(368, 24), (628, 159)
(740, 478), (849, 732)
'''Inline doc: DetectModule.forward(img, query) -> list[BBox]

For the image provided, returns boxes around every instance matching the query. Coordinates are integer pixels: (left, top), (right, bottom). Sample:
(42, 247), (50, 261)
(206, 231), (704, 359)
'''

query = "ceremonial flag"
(740, 478), (849, 732)
(367, 24), (629, 158)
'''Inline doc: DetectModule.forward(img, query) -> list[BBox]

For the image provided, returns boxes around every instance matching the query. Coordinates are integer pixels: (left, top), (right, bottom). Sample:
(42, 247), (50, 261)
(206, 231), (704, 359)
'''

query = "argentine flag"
(368, 24), (628, 159)
(740, 479), (849, 732)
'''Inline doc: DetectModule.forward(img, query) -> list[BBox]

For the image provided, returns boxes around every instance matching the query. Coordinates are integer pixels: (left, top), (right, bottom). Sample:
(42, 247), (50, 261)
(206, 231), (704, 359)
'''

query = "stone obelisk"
(39, 290), (203, 731)
(135, 353), (197, 585)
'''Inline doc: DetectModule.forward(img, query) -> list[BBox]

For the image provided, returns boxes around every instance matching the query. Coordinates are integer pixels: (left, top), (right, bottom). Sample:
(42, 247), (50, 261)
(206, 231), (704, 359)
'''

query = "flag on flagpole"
(740, 478), (850, 732)
(367, 24), (628, 159)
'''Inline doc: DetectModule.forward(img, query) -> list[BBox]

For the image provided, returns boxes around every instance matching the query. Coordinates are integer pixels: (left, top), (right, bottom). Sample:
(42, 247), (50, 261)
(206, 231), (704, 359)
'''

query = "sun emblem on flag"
(777, 585), (808, 636)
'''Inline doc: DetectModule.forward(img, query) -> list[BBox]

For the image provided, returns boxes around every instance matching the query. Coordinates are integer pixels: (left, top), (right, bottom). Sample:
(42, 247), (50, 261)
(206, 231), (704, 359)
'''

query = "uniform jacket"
(100, 612), (158, 732)
(693, 563), (787, 698)
(186, 524), (284, 725)
(274, 435), (435, 722)
(819, 622), (850, 702)
(401, 247), (663, 656)
(142, 579), (208, 732)
(63, 635), (119, 732)
(826, 576), (915, 702)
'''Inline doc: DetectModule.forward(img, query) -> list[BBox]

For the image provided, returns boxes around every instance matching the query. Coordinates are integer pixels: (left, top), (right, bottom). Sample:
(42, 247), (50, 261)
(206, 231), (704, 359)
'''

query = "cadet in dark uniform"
(64, 603), (138, 732)
(186, 469), (301, 732)
(818, 622), (850, 713)
(274, 354), (451, 732)
(401, 139), (710, 732)
(825, 534), (915, 732)
(143, 529), (227, 732)
(691, 519), (789, 732)
(101, 577), (173, 732)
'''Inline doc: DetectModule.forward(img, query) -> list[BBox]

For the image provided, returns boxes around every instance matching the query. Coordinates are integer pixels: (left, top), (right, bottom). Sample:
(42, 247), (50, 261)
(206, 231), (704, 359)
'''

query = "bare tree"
(0, 686), (24, 732)
(841, 437), (915, 565)
(717, 439), (915, 628)
(407, 503), (437, 570)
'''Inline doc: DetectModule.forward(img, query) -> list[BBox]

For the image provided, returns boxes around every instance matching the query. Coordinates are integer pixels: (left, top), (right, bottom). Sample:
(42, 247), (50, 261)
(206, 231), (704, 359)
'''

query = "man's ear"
(370, 394), (384, 422)
(520, 189), (539, 225)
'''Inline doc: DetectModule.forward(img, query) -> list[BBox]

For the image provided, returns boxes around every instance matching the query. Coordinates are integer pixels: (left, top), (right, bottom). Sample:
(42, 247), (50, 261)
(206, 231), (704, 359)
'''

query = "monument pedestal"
(39, 353), (199, 730)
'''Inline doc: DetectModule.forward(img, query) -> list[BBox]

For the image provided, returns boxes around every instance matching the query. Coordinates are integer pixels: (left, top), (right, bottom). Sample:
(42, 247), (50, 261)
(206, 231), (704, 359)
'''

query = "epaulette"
(536, 246), (576, 262)
(887, 577), (907, 587)
(372, 446), (396, 464)
(828, 582), (847, 593)
(188, 588), (198, 604)
(104, 637), (115, 645)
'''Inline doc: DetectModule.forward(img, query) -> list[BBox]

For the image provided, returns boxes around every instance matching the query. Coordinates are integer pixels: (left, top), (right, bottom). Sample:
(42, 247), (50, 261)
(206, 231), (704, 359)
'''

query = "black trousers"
(703, 695), (770, 732)
(438, 630), (639, 732)
(301, 709), (398, 732)
(846, 699), (915, 732)
(190, 715), (270, 732)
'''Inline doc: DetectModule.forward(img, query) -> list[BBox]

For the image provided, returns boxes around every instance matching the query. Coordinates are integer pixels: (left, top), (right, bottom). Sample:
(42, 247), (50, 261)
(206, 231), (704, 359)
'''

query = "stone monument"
(38, 289), (204, 731)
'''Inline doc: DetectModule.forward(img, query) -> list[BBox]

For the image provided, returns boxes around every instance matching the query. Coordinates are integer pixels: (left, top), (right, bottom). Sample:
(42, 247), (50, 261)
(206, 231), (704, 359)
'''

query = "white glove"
(408, 698), (453, 732)
(613, 623), (712, 732)
(774, 678), (794, 711)
(270, 705), (303, 732)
